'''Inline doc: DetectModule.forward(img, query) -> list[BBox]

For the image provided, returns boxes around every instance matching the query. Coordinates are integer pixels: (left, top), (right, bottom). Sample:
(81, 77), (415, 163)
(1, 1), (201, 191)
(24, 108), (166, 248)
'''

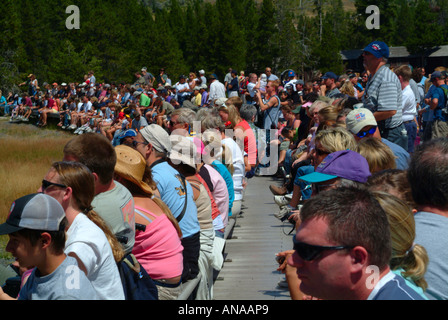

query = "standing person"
(287, 186), (425, 300)
(62, 133), (136, 256)
(255, 79), (281, 173)
(208, 74), (226, 105)
(394, 65), (418, 153)
(19, 74), (38, 97)
(226, 70), (239, 98)
(408, 138), (448, 300)
(133, 124), (201, 283)
(39, 161), (125, 300)
(362, 41), (407, 150)
(265, 67), (279, 81)
(113, 145), (184, 300)
(424, 71), (448, 139)
(198, 70), (207, 86)
(0, 193), (98, 300)
(224, 68), (233, 95)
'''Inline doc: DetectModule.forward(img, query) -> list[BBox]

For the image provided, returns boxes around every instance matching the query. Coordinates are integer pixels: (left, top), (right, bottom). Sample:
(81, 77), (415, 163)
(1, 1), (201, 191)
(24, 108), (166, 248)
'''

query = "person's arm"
(373, 110), (397, 121)
(256, 93), (277, 112)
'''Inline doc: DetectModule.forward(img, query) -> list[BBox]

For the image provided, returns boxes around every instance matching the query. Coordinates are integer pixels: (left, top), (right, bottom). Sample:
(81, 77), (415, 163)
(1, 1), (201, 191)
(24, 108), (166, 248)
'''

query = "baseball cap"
(292, 105), (302, 114)
(345, 108), (377, 135)
(430, 71), (445, 82)
(363, 41), (390, 59)
(321, 72), (338, 80)
(287, 70), (295, 77)
(140, 124), (171, 154)
(299, 150), (371, 184)
(117, 129), (137, 142)
(0, 193), (66, 235)
(169, 135), (199, 169)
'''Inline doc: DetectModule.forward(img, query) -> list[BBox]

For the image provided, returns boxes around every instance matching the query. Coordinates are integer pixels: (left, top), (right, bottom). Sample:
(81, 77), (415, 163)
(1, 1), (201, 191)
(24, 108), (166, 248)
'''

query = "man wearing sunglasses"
(346, 108), (410, 170)
(288, 186), (424, 300)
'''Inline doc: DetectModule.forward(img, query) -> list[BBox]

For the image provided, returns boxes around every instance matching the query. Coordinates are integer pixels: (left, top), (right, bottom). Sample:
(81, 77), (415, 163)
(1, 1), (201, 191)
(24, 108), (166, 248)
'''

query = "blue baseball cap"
(321, 72), (338, 80)
(287, 70), (295, 77)
(117, 129), (137, 142)
(363, 41), (389, 59)
(299, 150), (371, 184)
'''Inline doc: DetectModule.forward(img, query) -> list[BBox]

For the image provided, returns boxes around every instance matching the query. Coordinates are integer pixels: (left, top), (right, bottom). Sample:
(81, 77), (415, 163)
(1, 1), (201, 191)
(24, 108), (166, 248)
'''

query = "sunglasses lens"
(293, 239), (321, 261)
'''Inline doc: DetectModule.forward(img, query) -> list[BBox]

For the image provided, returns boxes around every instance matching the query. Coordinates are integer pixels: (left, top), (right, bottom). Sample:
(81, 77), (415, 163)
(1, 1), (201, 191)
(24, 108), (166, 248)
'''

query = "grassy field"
(0, 119), (73, 259)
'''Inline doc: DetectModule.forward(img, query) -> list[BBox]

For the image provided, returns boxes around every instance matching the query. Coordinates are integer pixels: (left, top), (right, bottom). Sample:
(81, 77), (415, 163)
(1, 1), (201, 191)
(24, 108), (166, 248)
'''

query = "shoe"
(277, 279), (289, 289)
(22, 118), (29, 122)
(274, 194), (292, 207)
(269, 184), (287, 196)
(274, 206), (291, 220)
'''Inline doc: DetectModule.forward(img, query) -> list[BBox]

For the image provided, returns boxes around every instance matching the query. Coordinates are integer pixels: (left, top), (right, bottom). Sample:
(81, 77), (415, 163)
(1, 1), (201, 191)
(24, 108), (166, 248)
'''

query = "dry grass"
(0, 120), (73, 259)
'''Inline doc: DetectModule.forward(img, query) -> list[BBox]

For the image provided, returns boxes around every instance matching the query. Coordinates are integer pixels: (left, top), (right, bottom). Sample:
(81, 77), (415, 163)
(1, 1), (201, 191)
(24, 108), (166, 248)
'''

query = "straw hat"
(114, 145), (155, 195)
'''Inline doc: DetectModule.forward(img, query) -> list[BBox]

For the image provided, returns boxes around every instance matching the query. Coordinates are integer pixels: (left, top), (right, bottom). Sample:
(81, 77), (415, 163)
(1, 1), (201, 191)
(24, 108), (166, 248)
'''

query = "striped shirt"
(363, 65), (403, 129)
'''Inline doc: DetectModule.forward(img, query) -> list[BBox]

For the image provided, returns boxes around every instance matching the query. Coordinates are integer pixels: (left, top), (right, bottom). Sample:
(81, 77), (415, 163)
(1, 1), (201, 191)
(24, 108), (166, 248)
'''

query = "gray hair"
(239, 104), (257, 122)
(171, 108), (197, 126)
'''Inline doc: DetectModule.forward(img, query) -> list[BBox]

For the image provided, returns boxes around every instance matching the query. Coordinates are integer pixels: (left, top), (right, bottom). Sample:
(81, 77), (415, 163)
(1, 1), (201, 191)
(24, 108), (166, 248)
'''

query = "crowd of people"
(0, 39), (447, 300)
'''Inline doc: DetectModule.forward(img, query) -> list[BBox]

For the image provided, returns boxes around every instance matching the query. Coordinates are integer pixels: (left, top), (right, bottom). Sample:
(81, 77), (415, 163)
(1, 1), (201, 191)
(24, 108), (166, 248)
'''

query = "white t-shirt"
(65, 213), (125, 300)
(222, 137), (245, 201)
(401, 84), (417, 122)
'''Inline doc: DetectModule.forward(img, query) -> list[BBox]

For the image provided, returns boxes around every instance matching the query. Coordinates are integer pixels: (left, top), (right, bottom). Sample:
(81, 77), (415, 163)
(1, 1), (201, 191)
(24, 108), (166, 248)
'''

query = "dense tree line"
(0, 0), (447, 92)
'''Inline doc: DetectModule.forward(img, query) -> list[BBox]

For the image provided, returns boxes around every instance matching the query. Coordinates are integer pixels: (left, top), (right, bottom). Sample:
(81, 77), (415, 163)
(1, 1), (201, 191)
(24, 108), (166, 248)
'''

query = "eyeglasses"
(356, 126), (377, 138)
(41, 179), (67, 192)
(293, 237), (354, 261)
(315, 148), (330, 157)
(132, 140), (149, 148)
(312, 183), (337, 195)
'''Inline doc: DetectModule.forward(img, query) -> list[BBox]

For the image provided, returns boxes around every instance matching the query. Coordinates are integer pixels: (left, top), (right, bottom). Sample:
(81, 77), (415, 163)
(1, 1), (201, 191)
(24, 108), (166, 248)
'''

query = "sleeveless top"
(131, 205), (183, 280)
(188, 179), (214, 230)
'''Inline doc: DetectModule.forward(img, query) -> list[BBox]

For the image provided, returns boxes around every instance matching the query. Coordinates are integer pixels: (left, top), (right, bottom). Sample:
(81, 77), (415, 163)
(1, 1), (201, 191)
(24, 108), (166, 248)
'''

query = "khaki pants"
(432, 120), (448, 139)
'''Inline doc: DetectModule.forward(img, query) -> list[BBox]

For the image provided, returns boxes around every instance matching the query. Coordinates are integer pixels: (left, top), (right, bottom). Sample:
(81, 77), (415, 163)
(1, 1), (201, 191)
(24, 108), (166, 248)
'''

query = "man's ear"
(40, 232), (52, 249)
(349, 246), (369, 273)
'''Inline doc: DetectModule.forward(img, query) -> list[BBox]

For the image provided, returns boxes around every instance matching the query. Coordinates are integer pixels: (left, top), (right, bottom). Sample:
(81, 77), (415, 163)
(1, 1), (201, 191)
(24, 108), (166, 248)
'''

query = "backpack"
(117, 253), (158, 300)
(439, 86), (448, 116)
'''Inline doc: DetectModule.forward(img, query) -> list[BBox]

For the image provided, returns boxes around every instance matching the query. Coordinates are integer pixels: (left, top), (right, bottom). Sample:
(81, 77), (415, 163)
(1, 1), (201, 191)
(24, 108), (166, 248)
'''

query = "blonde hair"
(339, 80), (355, 97)
(315, 126), (357, 153)
(318, 105), (340, 127)
(372, 191), (429, 290)
(52, 161), (125, 262)
(367, 169), (416, 210)
(218, 103), (241, 129)
(355, 137), (396, 173)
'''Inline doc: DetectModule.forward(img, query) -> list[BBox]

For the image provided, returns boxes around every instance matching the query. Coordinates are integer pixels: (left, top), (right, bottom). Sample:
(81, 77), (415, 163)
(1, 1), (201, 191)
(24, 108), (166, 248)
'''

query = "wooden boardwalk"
(213, 175), (294, 300)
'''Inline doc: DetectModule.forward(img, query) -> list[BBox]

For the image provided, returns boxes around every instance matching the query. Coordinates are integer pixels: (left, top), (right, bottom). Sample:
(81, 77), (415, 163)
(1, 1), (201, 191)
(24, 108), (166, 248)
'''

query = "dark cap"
(0, 193), (66, 235)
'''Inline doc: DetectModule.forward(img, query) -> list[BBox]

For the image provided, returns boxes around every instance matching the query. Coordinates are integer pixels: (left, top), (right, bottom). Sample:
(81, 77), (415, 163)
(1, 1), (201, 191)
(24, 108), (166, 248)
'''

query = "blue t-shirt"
(430, 84), (448, 121)
(211, 160), (234, 216)
(151, 161), (200, 238)
(382, 138), (410, 170)
(369, 271), (425, 300)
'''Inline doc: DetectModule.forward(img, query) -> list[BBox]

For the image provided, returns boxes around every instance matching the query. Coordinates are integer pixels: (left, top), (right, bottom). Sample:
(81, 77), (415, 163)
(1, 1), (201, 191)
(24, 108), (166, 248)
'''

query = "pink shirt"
(132, 206), (183, 280)
(203, 164), (229, 229)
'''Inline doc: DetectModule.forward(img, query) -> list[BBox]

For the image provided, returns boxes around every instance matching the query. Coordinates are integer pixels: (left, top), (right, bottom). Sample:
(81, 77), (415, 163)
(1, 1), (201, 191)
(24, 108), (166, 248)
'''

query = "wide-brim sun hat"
(114, 145), (155, 195)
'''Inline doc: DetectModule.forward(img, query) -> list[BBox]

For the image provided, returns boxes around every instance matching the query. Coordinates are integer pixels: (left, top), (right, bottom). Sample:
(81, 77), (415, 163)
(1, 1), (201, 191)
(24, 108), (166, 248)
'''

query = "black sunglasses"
(356, 126), (377, 138)
(293, 237), (353, 261)
(41, 179), (67, 191)
(132, 140), (149, 148)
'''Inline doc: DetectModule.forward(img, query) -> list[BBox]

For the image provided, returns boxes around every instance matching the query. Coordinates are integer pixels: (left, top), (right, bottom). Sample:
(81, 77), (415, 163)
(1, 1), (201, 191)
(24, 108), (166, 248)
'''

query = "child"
(0, 193), (98, 300)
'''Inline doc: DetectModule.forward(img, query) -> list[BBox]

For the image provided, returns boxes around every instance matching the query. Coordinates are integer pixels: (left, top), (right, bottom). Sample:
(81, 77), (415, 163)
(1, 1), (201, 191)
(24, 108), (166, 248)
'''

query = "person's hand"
(276, 250), (295, 273)
(288, 210), (302, 226)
